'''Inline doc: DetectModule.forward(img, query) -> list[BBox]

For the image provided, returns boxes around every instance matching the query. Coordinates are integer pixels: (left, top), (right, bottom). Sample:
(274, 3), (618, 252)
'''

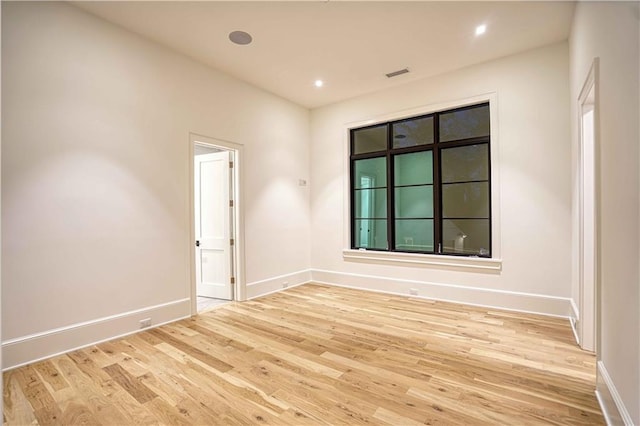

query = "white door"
(579, 96), (596, 351)
(195, 151), (233, 300)
(577, 59), (598, 352)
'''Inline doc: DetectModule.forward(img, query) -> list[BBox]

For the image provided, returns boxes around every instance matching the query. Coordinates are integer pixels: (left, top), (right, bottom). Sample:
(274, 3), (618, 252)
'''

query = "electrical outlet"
(283, 281), (289, 288)
(409, 288), (419, 296)
(139, 318), (152, 329)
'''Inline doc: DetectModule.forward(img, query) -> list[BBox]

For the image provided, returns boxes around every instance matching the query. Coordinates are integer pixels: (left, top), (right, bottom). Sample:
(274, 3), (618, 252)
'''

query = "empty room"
(2, 1), (639, 425)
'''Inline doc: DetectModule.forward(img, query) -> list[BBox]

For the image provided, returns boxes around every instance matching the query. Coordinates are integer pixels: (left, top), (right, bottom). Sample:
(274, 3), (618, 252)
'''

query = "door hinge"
(229, 161), (234, 169)
(229, 200), (234, 208)
(230, 277), (235, 284)
(230, 238), (235, 246)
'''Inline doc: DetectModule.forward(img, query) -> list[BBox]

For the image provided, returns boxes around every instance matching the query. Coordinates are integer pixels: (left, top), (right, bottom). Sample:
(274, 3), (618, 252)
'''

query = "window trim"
(342, 248), (502, 271)
(342, 93), (502, 270)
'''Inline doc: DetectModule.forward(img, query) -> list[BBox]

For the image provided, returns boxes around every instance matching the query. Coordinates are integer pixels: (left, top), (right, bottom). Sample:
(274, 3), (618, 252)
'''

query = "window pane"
(439, 104), (490, 142)
(394, 151), (433, 186)
(354, 157), (386, 189)
(442, 219), (490, 256)
(441, 144), (489, 183)
(395, 219), (433, 252)
(354, 188), (387, 219)
(392, 116), (434, 148)
(353, 125), (387, 154)
(442, 182), (489, 218)
(395, 186), (433, 218)
(354, 219), (388, 249)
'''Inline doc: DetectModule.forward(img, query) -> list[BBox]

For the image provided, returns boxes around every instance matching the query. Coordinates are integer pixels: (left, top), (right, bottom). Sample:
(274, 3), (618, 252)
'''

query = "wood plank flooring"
(3, 283), (603, 425)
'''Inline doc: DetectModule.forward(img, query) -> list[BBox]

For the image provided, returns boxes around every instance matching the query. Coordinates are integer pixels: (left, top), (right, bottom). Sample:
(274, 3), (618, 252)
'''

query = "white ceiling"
(73, 1), (576, 109)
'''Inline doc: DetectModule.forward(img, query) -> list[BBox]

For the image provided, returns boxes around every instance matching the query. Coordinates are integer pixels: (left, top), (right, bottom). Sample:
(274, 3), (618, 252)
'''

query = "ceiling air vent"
(385, 68), (409, 78)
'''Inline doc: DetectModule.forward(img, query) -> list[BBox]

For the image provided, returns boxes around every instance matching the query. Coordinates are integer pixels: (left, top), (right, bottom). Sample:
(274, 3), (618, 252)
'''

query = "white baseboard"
(570, 298), (580, 345)
(246, 269), (312, 300)
(311, 269), (573, 318)
(596, 361), (634, 426)
(2, 298), (191, 371)
(570, 298), (580, 321)
(1, 269), (577, 371)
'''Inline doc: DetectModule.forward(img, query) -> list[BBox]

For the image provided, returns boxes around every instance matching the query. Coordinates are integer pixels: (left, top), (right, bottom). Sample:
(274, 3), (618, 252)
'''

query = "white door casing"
(577, 58), (599, 353)
(195, 150), (233, 300)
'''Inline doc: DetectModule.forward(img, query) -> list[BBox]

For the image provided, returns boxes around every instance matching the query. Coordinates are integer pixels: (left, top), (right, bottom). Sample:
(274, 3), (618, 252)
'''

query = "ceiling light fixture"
(475, 24), (487, 36)
(314, 80), (324, 88)
(229, 30), (253, 45)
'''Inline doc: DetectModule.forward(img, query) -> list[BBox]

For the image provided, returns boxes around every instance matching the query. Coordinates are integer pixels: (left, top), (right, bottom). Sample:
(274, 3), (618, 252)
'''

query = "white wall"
(2, 2), (311, 369)
(570, 2), (640, 424)
(0, 0), (3, 412)
(310, 42), (572, 315)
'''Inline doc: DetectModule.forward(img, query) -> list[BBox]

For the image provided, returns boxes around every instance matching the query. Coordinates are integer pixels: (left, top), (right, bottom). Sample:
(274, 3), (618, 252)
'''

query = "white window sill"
(343, 249), (502, 272)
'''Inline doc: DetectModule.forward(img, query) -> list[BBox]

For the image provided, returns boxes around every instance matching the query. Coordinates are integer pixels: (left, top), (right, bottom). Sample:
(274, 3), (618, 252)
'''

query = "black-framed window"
(350, 102), (491, 257)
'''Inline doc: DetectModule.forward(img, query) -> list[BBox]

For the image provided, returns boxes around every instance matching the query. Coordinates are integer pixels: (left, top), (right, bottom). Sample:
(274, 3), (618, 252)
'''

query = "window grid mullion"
(487, 142), (493, 257)
(388, 121), (393, 252)
(349, 157), (356, 249)
(433, 113), (442, 254)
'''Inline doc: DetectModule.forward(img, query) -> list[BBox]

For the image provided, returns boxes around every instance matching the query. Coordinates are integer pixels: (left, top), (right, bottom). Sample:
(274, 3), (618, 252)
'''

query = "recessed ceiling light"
(314, 80), (324, 88)
(475, 24), (487, 36)
(229, 30), (253, 45)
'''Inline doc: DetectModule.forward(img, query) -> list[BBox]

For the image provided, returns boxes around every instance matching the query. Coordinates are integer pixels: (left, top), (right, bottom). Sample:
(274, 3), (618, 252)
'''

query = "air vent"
(385, 68), (409, 78)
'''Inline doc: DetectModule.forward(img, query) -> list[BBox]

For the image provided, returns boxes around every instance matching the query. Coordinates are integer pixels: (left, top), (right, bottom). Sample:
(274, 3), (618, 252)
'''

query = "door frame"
(576, 58), (600, 353)
(189, 133), (246, 315)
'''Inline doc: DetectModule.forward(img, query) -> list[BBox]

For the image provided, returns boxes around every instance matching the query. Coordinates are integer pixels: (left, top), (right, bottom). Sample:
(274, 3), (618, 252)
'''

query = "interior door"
(195, 150), (233, 300)
(579, 96), (596, 351)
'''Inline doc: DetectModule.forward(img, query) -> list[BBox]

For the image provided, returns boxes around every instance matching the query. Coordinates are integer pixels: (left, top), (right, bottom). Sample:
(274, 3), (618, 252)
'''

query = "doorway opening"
(577, 58), (599, 353)
(190, 134), (245, 314)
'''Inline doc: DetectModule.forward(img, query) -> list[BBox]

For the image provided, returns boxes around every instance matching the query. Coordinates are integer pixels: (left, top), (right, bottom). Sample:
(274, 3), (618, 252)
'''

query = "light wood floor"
(3, 283), (603, 425)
